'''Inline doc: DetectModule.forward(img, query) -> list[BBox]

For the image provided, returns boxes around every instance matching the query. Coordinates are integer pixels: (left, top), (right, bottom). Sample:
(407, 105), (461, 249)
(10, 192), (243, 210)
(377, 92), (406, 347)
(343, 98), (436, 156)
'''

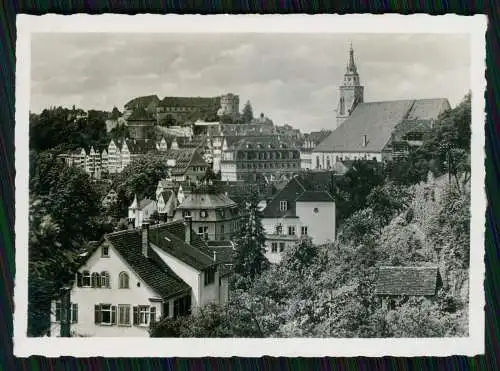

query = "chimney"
(184, 215), (192, 244)
(362, 134), (367, 147)
(141, 222), (150, 258)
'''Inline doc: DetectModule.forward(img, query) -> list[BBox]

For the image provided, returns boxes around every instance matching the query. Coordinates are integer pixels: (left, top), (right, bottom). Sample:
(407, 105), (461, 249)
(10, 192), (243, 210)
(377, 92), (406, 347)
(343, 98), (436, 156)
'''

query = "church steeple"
(336, 43), (364, 128)
(347, 42), (357, 74)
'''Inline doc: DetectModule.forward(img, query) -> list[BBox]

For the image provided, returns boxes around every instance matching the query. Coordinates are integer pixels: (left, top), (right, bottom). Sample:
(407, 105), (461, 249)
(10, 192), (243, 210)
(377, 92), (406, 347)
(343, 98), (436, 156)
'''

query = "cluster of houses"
(50, 44), (450, 337)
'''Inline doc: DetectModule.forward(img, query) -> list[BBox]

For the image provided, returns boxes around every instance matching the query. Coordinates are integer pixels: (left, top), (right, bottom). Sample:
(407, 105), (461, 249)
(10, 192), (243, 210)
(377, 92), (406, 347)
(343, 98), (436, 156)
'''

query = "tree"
(233, 192), (269, 282)
(241, 100), (254, 124)
(110, 106), (121, 120)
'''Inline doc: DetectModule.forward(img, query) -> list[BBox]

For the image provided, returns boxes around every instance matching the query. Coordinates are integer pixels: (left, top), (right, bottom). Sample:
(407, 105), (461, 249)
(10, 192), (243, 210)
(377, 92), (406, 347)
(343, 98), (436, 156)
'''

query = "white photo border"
(14, 14), (487, 357)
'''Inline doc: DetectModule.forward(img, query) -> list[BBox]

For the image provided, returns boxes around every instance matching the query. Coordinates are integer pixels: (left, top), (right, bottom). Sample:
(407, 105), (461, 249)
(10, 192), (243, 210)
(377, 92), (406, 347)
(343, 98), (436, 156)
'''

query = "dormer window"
(279, 201), (288, 212)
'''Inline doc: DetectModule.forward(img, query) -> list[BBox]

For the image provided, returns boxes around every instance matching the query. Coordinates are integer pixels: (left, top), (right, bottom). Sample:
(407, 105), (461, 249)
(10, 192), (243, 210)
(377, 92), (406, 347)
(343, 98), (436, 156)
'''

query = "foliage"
(241, 100), (254, 124)
(233, 192), (269, 283)
(111, 155), (169, 216)
(30, 106), (110, 153)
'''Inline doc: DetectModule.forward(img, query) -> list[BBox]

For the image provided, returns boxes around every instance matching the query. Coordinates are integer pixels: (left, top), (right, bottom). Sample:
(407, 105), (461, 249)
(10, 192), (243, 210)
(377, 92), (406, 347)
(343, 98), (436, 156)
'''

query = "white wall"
(313, 151), (382, 169)
(50, 244), (163, 337)
(200, 269), (220, 305)
(296, 201), (335, 244)
(151, 244), (202, 307)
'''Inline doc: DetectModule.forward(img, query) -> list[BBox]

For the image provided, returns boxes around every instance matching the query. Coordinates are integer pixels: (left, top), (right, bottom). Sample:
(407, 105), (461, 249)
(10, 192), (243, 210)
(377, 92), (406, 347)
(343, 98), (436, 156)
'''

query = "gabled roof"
(375, 266), (440, 296)
(125, 139), (157, 154)
(178, 192), (237, 210)
(313, 98), (449, 153)
(105, 230), (190, 299)
(296, 191), (334, 202)
(138, 198), (155, 209)
(149, 220), (216, 271)
(124, 95), (160, 110)
(262, 175), (335, 218)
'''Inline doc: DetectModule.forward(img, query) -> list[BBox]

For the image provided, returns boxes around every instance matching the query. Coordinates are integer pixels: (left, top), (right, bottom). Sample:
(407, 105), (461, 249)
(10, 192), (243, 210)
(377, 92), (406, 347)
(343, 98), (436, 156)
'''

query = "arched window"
(91, 272), (101, 288)
(101, 271), (110, 288)
(82, 271), (91, 287)
(119, 272), (130, 289)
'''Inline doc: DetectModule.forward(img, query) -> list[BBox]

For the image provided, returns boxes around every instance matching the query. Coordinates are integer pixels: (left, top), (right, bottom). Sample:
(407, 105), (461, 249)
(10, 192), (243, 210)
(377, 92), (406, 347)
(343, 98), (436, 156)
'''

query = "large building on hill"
(156, 96), (221, 125)
(220, 136), (301, 182)
(313, 45), (451, 169)
(123, 95), (160, 119)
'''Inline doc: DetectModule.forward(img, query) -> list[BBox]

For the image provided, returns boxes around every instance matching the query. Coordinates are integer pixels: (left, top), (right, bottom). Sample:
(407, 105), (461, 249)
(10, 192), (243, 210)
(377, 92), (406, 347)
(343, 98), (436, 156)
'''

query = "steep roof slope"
(313, 98), (449, 153)
(375, 266), (440, 296)
(105, 230), (190, 299)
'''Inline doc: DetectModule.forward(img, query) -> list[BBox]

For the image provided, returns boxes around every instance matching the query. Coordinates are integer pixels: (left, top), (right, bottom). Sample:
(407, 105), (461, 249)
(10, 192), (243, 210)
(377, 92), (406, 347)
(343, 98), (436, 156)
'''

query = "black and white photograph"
(15, 15), (486, 357)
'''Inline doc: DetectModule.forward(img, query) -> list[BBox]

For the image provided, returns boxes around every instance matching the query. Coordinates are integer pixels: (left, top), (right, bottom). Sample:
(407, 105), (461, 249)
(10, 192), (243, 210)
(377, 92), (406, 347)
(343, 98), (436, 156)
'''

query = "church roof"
(313, 98), (449, 153)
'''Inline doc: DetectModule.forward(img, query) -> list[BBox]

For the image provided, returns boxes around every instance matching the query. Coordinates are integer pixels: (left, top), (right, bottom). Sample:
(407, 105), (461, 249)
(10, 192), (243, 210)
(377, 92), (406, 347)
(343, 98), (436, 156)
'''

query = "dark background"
(0, 1), (498, 370)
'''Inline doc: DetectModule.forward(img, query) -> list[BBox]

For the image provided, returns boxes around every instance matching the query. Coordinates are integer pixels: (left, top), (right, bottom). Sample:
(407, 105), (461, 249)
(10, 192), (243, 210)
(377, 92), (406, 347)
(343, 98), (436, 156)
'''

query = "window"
(279, 242), (285, 252)
(173, 295), (192, 317)
(82, 271), (91, 287)
(301, 226), (308, 235)
(198, 226), (209, 240)
(118, 305), (131, 326)
(313, 207), (319, 214)
(220, 225), (225, 240)
(95, 304), (116, 325)
(200, 210), (208, 218)
(182, 210), (191, 218)
(271, 242), (278, 253)
(100, 271), (110, 288)
(55, 302), (78, 323)
(279, 201), (288, 211)
(276, 224), (283, 235)
(101, 245), (109, 257)
(204, 267), (216, 286)
(91, 272), (101, 288)
(150, 307), (157, 324)
(288, 226), (296, 236)
(133, 306), (150, 326)
(119, 272), (129, 289)
(163, 302), (170, 318)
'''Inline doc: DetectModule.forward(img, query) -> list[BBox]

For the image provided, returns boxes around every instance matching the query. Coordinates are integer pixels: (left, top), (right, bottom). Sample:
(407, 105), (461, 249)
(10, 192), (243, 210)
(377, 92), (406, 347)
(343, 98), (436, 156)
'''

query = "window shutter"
(111, 306), (117, 324)
(55, 301), (61, 322)
(94, 304), (101, 324)
(72, 303), (78, 323)
(133, 306), (139, 325)
(76, 273), (82, 287)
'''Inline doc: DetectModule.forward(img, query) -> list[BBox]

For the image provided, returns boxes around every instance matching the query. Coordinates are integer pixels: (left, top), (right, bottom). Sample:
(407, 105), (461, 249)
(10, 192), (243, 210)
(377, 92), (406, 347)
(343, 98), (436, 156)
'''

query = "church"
(312, 44), (451, 169)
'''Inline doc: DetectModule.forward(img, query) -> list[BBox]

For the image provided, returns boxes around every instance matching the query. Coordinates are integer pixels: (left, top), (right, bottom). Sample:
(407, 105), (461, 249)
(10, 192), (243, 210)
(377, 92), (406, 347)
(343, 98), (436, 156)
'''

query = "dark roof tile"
(375, 266), (440, 296)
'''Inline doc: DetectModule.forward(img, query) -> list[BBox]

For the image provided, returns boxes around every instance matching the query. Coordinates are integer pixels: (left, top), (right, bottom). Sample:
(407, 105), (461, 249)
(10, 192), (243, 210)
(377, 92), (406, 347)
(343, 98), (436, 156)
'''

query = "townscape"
(28, 44), (471, 338)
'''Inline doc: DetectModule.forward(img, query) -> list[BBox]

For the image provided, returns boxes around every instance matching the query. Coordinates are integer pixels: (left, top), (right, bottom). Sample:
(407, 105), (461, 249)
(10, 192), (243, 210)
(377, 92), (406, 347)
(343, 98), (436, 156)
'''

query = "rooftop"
(105, 230), (190, 299)
(375, 266), (441, 296)
(313, 98), (449, 153)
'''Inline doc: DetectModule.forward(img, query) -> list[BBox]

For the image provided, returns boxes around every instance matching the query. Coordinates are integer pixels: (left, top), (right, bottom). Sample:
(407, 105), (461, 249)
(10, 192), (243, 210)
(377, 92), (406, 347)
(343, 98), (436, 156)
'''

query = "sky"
(30, 33), (470, 132)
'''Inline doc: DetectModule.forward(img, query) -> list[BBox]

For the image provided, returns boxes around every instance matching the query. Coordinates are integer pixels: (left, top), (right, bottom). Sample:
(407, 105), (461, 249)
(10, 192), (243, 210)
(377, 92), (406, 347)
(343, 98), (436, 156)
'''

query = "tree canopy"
(241, 100), (254, 124)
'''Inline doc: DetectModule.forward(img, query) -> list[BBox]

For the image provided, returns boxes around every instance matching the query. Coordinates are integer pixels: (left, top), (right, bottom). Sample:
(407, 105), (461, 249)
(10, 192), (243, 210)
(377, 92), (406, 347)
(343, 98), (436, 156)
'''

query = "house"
(375, 266), (442, 309)
(300, 130), (332, 170)
(312, 44), (450, 168)
(156, 149), (209, 182)
(261, 175), (336, 264)
(50, 219), (228, 337)
(128, 195), (157, 228)
(157, 190), (178, 222)
(174, 184), (240, 241)
(220, 136), (301, 182)
(107, 140), (122, 174)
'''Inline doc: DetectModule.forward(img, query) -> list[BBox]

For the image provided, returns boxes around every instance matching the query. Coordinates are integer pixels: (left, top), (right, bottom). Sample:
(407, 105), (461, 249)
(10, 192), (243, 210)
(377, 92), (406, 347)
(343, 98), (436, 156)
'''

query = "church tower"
(336, 43), (364, 128)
